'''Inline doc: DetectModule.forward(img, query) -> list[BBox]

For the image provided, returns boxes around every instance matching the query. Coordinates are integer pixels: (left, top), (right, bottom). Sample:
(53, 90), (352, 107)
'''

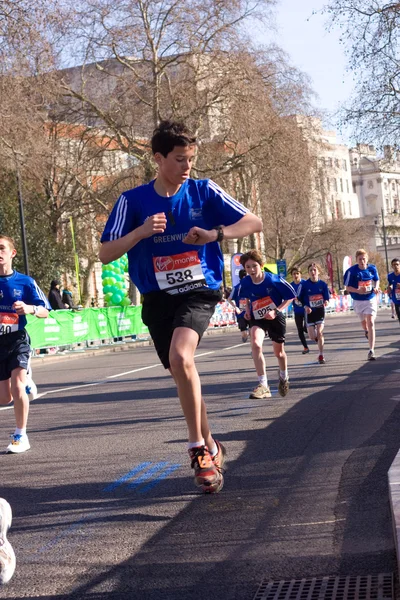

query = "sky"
(256, 0), (355, 142)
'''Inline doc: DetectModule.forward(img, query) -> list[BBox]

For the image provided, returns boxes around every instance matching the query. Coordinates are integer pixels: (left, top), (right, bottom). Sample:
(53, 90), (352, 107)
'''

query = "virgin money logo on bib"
(155, 256), (174, 272)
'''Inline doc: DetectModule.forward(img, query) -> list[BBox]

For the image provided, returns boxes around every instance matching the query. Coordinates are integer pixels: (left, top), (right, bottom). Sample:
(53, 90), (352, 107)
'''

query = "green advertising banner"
(26, 306), (149, 349)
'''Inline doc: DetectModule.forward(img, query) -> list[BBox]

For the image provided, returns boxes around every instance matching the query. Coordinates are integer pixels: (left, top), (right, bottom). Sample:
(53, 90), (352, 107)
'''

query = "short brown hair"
(240, 250), (264, 267)
(0, 235), (15, 250)
(355, 249), (368, 259)
(151, 120), (197, 157)
(308, 262), (322, 273)
(291, 266), (301, 275)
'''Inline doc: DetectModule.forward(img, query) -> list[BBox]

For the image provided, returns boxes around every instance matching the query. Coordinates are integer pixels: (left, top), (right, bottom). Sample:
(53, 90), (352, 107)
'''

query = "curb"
(388, 455), (400, 576)
(31, 325), (239, 365)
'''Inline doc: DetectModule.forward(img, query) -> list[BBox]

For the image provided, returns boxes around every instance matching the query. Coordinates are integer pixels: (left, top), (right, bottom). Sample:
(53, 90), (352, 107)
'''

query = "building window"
(342, 201), (346, 215)
(392, 182), (396, 190)
(348, 201), (352, 216)
(326, 178), (330, 190)
(333, 178), (338, 192)
(353, 183), (356, 193)
(335, 158), (340, 168)
(346, 180), (349, 193)
(340, 178), (343, 192)
(342, 159), (347, 170)
(384, 180), (388, 188)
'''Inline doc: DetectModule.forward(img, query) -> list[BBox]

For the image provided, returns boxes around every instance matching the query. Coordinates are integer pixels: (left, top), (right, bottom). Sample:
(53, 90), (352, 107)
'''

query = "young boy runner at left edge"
(0, 235), (49, 453)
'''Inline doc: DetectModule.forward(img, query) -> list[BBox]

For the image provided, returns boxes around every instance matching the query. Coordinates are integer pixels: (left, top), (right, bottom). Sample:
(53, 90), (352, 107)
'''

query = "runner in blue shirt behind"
(227, 269), (249, 342)
(344, 248), (379, 361)
(100, 120), (262, 494)
(290, 266), (309, 355)
(387, 257), (400, 325)
(238, 250), (295, 399)
(0, 235), (49, 454)
(297, 263), (330, 364)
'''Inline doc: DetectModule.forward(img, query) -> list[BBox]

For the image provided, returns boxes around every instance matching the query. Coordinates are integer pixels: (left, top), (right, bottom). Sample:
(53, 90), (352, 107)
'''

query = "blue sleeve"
(273, 276), (296, 301)
(323, 282), (330, 301)
(101, 193), (137, 242)
(202, 180), (248, 228)
(371, 265), (379, 281)
(297, 283), (305, 304)
(238, 279), (250, 298)
(27, 280), (50, 309)
(344, 268), (353, 287)
(388, 273), (394, 286)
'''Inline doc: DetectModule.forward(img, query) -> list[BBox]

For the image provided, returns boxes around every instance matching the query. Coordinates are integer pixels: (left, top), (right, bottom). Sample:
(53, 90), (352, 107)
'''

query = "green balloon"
(103, 286), (113, 294)
(108, 277), (117, 285)
(111, 292), (123, 305)
(120, 297), (130, 306)
(102, 270), (112, 279)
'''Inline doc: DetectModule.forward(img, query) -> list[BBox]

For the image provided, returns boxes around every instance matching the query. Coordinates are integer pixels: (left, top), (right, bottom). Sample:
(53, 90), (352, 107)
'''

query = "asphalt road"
(1, 310), (400, 599)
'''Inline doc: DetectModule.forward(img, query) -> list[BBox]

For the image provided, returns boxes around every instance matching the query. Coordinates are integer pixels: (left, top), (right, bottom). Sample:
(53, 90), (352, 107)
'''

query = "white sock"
(258, 375), (268, 386)
(280, 370), (288, 381)
(188, 439), (205, 450)
(14, 427), (26, 436)
(209, 441), (218, 457)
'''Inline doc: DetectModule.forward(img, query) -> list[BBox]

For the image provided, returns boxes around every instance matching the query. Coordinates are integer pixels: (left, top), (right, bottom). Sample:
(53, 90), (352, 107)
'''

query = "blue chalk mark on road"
(139, 463), (181, 493)
(127, 462), (169, 488)
(103, 462), (152, 492)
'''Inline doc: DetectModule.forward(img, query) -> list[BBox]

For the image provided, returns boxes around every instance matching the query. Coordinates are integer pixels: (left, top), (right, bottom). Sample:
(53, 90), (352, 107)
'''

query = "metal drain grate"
(253, 573), (394, 600)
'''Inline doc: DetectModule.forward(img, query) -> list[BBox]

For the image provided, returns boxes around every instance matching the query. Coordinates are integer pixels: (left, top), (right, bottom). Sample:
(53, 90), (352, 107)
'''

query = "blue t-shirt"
(388, 271), (400, 305)
(344, 264), (379, 301)
(297, 279), (330, 310)
(229, 282), (247, 318)
(291, 279), (306, 314)
(239, 272), (295, 320)
(101, 179), (248, 295)
(0, 271), (49, 334)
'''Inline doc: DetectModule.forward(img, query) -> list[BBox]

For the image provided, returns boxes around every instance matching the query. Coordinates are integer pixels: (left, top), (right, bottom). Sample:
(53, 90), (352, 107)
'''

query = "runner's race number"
(153, 251), (207, 295)
(0, 313), (19, 335)
(252, 297), (276, 319)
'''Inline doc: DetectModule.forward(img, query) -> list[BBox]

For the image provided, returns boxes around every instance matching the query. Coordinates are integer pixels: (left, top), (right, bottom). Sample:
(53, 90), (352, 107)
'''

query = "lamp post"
(381, 208), (389, 274)
(15, 161), (30, 276)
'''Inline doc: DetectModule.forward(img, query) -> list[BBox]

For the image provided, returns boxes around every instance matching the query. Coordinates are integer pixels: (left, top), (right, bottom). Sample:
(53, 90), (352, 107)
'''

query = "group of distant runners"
(1, 120), (400, 585)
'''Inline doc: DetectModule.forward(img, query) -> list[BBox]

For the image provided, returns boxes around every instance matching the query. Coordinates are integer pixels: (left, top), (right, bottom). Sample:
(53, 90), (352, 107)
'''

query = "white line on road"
(269, 518), (346, 528)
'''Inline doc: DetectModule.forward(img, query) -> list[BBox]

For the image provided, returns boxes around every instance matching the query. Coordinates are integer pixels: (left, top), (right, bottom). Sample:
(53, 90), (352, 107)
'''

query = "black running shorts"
(141, 289), (222, 369)
(248, 311), (286, 344)
(237, 315), (249, 332)
(306, 307), (325, 326)
(0, 330), (31, 381)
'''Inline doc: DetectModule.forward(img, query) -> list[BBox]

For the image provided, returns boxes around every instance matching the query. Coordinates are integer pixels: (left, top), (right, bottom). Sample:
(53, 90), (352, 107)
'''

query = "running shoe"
(6, 434), (30, 454)
(189, 445), (223, 493)
(249, 383), (272, 399)
(302, 348), (310, 354)
(212, 440), (227, 475)
(0, 498), (15, 585)
(367, 350), (376, 361)
(25, 375), (38, 401)
(318, 355), (326, 364)
(278, 376), (290, 397)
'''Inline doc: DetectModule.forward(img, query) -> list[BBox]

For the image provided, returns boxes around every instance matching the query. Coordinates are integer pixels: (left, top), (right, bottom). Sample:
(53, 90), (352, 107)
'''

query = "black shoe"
(302, 348), (310, 354)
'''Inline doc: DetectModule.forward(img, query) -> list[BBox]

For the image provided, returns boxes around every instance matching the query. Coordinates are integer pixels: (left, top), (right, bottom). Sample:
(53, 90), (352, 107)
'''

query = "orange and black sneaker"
(212, 440), (227, 476)
(189, 445), (224, 494)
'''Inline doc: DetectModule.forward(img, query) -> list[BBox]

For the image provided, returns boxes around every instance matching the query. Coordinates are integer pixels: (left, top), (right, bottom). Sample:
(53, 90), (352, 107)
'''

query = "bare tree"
(324, 1), (400, 146)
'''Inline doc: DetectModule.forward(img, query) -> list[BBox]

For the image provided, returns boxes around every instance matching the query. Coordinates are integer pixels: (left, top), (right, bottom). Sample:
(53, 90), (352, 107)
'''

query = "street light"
(374, 208), (389, 274)
(15, 160), (30, 276)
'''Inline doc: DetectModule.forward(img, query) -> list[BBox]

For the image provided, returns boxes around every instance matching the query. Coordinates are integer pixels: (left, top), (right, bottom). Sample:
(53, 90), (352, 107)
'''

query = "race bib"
(153, 251), (206, 295)
(309, 294), (323, 308)
(239, 299), (248, 311)
(252, 296), (276, 319)
(0, 312), (19, 335)
(358, 280), (372, 292)
(395, 284), (400, 301)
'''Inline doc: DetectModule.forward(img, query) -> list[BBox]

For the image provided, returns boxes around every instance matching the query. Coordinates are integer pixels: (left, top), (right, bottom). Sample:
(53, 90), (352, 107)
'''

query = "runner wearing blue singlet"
(0, 235), (49, 453)
(297, 263), (330, 364)
(290, 266), (309, 354)
(344, 248), (380, 361)
(238, 250), (295, 399)
(100, 121), (262, 494)
(387, 257), (400, 324)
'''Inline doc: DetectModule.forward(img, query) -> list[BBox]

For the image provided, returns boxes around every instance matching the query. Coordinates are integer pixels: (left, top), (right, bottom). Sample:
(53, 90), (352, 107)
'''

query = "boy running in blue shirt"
(297, 263), (330, 364)
(100, 121), (262, 493)
(290, 266), (309, 354)
(0, 235), (49, 453)
(344, 249), (379, 361)
(239, 250), (295, 398)
(387, 257), (400, 324)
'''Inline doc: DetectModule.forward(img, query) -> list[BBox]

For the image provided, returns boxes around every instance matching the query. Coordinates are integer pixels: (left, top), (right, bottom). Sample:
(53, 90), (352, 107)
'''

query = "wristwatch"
(32, 305), (39, 316)
(213, 226), (224, 242)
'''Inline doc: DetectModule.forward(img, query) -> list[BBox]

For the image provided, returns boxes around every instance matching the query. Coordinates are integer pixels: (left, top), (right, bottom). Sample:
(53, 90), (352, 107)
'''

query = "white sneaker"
(0, 498), (15, 585)
(6, 434), (30, 454)
(25, 376), (38, 401)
